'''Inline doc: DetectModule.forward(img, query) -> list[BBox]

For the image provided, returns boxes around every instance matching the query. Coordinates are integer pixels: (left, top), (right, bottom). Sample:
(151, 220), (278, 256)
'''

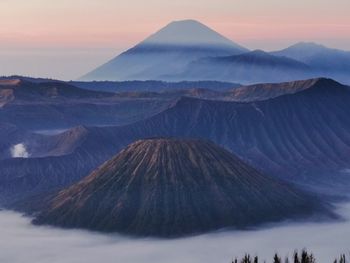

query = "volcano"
(35, 138), (326, 237)
(80, 20), (248, 81)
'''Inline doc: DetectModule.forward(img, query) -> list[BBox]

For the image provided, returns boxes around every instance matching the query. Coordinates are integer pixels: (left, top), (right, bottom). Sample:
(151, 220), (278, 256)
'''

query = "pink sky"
(1, 0), (350, 79)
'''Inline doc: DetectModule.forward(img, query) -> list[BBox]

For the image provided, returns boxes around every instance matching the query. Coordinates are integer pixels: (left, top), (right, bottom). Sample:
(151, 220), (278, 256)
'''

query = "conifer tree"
(294, 251), (300, 263)
(274, 254), (282, 263)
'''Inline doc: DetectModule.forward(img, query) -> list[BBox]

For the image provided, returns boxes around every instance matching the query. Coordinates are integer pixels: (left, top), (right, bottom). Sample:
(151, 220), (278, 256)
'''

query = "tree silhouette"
(294, 252), (300, 263)
(230, 250), (346, 263)
(274, 254), (282, 263)
(241, 254), (252, 263)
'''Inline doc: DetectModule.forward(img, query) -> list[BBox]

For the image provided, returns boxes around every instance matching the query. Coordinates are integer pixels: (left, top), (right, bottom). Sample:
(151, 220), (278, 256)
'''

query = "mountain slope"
(174, 50), (314, 84)
(81, 20), (248, 81)
(34, 138), (326, 237)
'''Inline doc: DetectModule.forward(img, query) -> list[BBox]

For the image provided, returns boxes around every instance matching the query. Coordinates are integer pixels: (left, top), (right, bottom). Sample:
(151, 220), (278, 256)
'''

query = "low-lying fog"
(1, 203), (350, 263)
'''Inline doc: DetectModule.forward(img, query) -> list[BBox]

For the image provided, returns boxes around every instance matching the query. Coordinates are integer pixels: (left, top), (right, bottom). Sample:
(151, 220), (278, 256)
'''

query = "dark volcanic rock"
(34, 138), (326, 237)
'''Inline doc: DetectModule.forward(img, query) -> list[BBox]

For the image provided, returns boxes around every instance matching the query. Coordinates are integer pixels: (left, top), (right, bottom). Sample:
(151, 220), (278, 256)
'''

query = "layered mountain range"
(0, 77), (241, 130)
(272, 42), (350, 81)
(173, 50), (313, 83)
(0, 78), (172, 130)
(80, 20), (350, 85)
(34, 138), (327, 237)
(1, 77), (350, 208)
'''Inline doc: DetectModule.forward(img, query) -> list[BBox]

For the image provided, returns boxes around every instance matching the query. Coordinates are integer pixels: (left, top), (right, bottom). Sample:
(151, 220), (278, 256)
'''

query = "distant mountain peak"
(141, 19), (246, 49)
(170, 19), (202, 24)
(239, 49), (275, 59)
(292, 42), (326, 48)
(167, 19), (206, 27)
(250, 49), (269, 55)
(81, 20), (248, 81)
(271, 42), (350, 61)
(283, 42), (330, 53)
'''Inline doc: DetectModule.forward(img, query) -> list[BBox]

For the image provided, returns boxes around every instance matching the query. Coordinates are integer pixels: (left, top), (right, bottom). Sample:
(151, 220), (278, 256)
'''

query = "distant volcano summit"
(80, 20), (248, 81)
(140, 19), (244, 47)
(35, 138), (326, 237)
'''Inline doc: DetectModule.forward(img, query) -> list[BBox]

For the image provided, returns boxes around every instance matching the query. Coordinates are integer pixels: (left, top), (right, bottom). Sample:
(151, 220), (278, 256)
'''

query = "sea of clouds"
(0, 203), (349, 263)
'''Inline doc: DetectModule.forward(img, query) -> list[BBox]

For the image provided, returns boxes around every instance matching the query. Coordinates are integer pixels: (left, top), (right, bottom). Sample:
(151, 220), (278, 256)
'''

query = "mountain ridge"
(227, 77), (346, 101)
(171, 50), (313, 83)
(272, 43), (350, 83)
(0, 79), (114, 101)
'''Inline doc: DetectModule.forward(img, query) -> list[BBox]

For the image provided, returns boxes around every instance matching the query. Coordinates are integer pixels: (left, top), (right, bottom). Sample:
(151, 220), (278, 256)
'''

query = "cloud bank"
(10, 143), (29, 158)
(0, 203), (350, 263)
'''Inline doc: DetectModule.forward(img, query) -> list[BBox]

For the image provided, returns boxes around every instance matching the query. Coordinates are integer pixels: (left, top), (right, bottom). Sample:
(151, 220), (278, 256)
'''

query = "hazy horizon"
(1, 0), (350, 80)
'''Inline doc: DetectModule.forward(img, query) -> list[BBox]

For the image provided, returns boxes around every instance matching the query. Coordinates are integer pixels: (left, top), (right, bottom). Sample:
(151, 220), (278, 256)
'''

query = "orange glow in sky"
(1, 0), (350, 79)
(1, 0), (350, 49)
